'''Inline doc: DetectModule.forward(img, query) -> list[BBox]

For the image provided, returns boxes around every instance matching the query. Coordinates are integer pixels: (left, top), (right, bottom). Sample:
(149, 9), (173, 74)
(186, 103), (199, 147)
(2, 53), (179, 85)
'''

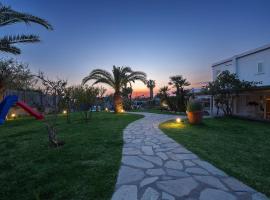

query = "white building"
(211, 43), (270, 120)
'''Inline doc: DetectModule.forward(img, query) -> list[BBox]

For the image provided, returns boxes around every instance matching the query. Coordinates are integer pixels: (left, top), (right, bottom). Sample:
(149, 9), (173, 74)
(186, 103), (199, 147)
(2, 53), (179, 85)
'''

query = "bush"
(186, 100), (203, 112)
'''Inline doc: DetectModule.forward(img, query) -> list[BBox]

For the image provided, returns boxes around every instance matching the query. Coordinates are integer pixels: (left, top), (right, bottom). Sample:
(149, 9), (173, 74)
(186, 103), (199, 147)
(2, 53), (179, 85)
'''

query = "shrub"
(186, 100), (203, 112)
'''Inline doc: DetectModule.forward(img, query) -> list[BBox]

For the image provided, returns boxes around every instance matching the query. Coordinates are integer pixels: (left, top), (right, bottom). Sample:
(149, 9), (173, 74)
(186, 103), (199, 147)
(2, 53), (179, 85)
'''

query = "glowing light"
(63, 110), (67, 114)
(105, 107), (108, 111)
(121, 109), (125, 113)
(11, 113), (16, 118)
(176, 117), (181, 123)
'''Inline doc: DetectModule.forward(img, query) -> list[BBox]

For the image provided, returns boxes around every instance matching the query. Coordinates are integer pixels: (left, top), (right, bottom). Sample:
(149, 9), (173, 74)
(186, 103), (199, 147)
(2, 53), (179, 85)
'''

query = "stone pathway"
(111, 112), (269, 200)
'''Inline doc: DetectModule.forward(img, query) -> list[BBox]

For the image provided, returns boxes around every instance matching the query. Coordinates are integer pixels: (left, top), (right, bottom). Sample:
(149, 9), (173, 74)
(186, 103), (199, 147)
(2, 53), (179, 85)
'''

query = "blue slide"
(0, 95), (18, 125)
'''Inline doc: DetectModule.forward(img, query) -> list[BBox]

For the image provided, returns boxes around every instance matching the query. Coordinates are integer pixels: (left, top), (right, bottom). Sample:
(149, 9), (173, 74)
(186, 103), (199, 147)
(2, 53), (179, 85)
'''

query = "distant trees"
(82, 66), (147, 113)
(169, 75), (190, 112)
(0, 4), (53, 55)
(203, 70), (258, 116)
(147, 79), (155, 100)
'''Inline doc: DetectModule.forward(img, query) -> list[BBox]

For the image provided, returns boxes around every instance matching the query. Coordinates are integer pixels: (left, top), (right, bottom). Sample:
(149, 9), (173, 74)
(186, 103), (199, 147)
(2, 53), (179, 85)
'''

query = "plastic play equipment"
(0, 95), (44, 125)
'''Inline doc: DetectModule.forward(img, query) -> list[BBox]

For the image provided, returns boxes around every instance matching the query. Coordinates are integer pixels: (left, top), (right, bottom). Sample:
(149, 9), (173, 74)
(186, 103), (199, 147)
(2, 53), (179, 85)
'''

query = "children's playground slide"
(0, 95), (44, 125)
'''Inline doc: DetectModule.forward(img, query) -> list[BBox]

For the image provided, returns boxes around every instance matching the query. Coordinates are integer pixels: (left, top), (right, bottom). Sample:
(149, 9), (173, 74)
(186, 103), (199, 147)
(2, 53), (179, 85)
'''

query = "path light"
(105, 107), (108, 112)
(121, 109), (125, 113)
(11, 113), (16, 119)
(63, 110), (67, 114)
(176, 117), (181, 123)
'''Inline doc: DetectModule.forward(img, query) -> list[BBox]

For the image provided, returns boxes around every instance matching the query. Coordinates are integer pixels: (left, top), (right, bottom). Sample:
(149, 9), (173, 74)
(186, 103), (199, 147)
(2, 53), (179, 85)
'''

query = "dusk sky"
(2, 0), (270, 96)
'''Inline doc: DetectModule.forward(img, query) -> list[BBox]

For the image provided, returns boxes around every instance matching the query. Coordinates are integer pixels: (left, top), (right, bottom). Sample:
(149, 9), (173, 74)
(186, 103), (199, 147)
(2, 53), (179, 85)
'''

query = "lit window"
(257, 62), (263, 73)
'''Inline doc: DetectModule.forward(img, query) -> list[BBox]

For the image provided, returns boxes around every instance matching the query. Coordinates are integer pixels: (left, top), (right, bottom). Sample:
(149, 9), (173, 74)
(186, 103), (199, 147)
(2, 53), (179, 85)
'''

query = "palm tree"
(169, 75), (190, 112)
(0, 4), (53, 55)
(147, 79), (155, 100)
(82, 66), (147, 113)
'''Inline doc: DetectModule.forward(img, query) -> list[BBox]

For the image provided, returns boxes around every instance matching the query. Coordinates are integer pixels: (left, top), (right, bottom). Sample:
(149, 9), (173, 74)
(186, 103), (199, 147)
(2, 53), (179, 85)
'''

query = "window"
(257, 62), (263, 74)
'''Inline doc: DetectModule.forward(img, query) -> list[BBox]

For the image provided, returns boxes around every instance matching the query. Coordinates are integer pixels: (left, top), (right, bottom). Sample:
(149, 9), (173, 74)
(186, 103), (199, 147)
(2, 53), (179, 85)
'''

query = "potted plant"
(186, 100), (203, 124)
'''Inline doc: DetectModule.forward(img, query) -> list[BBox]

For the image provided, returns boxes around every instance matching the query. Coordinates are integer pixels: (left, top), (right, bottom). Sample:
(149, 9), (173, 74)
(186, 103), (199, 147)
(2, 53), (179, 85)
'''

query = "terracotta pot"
(186, 111), (203, 124)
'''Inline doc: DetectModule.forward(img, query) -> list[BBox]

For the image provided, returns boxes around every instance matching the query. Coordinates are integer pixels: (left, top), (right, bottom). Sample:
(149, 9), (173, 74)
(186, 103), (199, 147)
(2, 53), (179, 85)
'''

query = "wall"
(237, 48), (270, 86)
(212, 60), (234, 80)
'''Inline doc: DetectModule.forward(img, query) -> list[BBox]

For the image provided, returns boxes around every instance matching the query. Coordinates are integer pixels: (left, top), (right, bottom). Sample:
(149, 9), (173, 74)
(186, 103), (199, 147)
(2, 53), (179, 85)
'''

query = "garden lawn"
(160, 117), (270, 197)
(0, 112), (142, 200)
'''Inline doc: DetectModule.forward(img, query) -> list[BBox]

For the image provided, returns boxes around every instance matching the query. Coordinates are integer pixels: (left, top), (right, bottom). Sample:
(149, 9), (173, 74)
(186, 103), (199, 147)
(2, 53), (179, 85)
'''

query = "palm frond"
(82, 69), (114, 88)
(126, 71), (147, 84)
(0, 34), (40, 44)
(0, 42), (20, 54)
(0, 5), (53, 30)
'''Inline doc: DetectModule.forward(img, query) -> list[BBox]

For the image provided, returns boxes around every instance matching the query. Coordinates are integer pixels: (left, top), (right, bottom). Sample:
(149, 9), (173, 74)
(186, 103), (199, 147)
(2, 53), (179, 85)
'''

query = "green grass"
(131, 108), (186, 115)
(0, 112), (143, 200)
(160, 117), (270, 197)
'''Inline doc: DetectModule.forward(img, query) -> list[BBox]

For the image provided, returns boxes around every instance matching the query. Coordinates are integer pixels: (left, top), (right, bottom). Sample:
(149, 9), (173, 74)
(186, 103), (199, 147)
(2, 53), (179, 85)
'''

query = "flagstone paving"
(111, 112), (269, 200)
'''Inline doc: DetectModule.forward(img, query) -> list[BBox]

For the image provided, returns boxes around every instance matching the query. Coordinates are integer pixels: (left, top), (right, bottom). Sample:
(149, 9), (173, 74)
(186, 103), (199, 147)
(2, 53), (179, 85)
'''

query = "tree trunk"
(150, 88), (153, 100)
(114, 92), (123, 113)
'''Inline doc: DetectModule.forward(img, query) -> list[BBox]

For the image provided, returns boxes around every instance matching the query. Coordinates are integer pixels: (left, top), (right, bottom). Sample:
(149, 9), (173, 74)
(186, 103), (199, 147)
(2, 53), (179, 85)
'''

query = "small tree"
(70, 85), (99, 122)
(169, 75), (190, 112)
(203, 70), (259, 116)
(37, 72), (67, 147)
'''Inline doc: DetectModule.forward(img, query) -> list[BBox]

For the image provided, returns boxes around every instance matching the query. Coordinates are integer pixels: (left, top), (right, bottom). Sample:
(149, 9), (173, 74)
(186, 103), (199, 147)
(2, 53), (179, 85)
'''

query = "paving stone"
(116, 166), (144, 185)
(222, 177), (255, 192)
(161, 176), (173, 180)
(184, 160), (196, 167)
(141, 187), (160, 200)
(166, 169), (190, 177)
(140, 176), (159, 187)
(146, 168), (166, 176)
(122, 156), (154, 168)
(156, 152), (168, 160)
(199, 188), (236, 200)
(172, 147), (191, 154)
(252, 192), (269, 200)
(164, 160), (183, 170)
(194, 176), (228, 191)
(142, 146), (154, 155)
(162, 192), (175, 200)
(156, 177), (198, 197)
(185, 167), (210, 175)
(161, 142), (179, 148)
(111, 185), (137, 200)
(193, 160), (227, 177)
(123, 147), (141, 155)
(140, 155), (163, 166)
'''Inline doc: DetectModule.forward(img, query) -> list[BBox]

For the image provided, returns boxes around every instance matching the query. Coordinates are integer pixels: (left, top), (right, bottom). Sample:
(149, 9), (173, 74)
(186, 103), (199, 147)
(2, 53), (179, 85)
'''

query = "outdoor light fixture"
(105, 107), (108, 111)
(176, 117), (181, 123)
(121, 109), (124, 113)
(63, 110), (67, 114)
(11, 113), (16, 118)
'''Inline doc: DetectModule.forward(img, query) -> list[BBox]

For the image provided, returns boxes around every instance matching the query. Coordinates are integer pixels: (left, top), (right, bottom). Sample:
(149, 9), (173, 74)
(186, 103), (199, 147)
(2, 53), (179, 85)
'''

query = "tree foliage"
(0, 59), (36, 99)
(203, 70), (259, 115)
(70, 85), (99, 122)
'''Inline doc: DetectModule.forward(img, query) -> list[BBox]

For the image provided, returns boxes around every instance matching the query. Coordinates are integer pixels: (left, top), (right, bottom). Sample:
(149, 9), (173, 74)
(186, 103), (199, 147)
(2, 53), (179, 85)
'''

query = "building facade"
(211, 44), (270, 120)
